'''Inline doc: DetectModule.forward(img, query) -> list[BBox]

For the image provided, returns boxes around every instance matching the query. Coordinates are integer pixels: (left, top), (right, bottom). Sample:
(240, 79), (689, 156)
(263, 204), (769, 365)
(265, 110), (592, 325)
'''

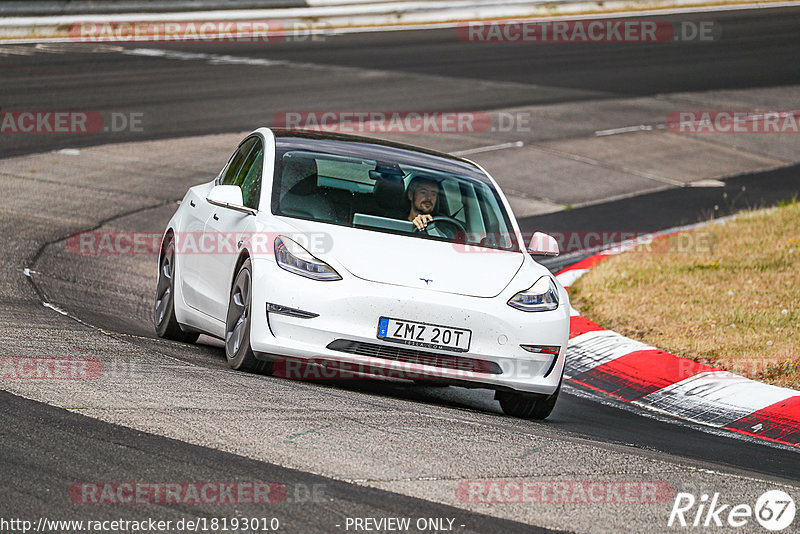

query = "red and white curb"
(556, 241), (800, 448)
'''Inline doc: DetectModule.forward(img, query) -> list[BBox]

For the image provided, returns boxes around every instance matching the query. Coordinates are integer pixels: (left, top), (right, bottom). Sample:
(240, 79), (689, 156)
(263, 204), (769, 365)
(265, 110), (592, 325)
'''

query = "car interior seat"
(279, 154), (335, 222)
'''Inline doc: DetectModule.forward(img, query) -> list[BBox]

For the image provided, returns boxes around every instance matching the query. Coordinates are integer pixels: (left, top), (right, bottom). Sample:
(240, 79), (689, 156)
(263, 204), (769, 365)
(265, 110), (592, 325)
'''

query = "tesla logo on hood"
(420, 278), (433, 285)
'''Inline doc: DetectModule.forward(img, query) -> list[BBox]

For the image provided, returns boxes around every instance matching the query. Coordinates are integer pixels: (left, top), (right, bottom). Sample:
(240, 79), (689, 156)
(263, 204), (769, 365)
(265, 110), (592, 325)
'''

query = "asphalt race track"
(1, 6), (799, 533)
(3, 7), (800, 158)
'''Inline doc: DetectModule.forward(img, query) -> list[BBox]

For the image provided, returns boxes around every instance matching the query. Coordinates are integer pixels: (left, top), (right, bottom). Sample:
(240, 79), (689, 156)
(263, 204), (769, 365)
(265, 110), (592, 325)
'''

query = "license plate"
(377, 317), (471, 352)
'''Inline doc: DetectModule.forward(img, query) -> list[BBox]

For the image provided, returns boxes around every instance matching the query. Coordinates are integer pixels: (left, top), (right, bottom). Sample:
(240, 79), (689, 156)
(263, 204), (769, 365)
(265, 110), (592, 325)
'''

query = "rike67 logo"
(669, 490), (795, 531)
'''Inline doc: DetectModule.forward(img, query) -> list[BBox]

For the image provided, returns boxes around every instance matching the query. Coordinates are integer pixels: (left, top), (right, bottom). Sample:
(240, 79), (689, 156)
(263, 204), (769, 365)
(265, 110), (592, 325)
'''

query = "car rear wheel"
(496, 380), (561, 420)
(225, 259), (272, 374)
(154, 235), (199, 343)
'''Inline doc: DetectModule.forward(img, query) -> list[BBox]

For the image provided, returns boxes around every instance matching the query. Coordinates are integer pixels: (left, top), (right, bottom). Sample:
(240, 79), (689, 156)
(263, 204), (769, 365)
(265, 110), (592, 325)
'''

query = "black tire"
(225, 259), (272, 374)
(496, 380), (561, 420)
(413, 380), (449, 387)
(154, 235), (199, 343)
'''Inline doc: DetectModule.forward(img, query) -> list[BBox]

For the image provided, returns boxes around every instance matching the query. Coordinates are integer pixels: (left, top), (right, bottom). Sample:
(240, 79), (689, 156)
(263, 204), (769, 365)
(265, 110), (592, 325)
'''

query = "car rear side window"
(238, 144), (263, 209)
(221, 137), (258, 186)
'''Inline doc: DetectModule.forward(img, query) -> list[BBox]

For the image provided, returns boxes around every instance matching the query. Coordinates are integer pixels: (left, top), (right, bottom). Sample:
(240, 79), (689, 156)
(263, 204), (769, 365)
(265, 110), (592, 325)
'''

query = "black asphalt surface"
(0, 390), (551, 533)
(534, 163), (800, 272)
(2, 6), (800, 532)
(2, 8), (800, 157)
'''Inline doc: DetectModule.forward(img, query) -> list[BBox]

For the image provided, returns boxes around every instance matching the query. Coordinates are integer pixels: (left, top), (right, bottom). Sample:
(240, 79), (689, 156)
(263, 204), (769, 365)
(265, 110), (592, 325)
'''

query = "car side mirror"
(206, 185), (255, 216)
(527, 232), (559, 256)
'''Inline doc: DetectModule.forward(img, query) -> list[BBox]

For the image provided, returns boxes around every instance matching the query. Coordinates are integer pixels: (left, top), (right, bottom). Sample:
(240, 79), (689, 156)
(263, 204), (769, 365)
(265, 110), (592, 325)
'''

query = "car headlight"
(274, 236), (341, 281)
(508, 276), (559, 312)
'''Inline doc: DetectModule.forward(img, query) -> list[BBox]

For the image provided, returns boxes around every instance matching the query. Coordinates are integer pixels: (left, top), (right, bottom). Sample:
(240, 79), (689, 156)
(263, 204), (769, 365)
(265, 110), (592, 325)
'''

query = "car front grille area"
(326, 339), (503, 375)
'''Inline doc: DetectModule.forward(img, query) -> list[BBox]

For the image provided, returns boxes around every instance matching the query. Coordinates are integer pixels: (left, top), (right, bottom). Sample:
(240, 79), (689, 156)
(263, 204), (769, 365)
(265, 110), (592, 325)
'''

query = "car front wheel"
(496, 380), (561, 420)
(225, 258), (272, 374)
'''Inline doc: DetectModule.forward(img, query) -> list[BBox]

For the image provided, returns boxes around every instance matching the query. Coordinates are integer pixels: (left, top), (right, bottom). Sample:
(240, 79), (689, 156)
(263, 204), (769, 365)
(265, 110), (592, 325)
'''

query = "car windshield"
(271, 140), (519, 251)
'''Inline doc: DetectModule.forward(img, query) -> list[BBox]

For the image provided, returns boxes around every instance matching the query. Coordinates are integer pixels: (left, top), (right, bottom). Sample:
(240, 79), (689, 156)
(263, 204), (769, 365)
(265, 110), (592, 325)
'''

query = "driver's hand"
(412, 214), (433, 231)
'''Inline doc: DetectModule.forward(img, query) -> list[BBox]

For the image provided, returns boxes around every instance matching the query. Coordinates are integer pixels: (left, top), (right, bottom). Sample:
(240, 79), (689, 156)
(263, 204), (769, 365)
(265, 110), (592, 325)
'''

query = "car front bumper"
(249, 257), (570, 395)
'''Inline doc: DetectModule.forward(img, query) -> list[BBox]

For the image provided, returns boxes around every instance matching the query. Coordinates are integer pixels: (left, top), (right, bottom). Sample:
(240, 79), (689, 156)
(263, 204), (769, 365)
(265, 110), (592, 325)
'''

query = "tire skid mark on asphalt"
(284, 424), (334, 444)
(22, 197), (206, 371)
(117, 46), (610, 97)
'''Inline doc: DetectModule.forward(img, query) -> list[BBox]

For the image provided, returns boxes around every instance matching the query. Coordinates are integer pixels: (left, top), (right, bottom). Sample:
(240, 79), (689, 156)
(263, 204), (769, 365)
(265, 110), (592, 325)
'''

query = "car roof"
(270, 128), (491, 183)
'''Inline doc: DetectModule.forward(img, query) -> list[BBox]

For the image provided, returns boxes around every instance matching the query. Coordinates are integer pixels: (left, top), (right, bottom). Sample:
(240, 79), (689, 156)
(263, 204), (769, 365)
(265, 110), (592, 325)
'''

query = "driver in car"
(406, 176), (440, 231)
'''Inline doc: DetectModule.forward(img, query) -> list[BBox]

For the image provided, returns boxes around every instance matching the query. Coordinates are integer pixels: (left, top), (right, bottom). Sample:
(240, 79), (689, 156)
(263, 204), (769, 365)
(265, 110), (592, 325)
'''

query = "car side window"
(221, 137), (258, 186)
(238, 142), (264, 210)
(442, 179), (466, 222)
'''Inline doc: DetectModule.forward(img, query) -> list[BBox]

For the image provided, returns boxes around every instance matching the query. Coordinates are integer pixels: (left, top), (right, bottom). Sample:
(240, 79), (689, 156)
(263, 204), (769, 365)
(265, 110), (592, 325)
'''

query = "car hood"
(280, 218), (524, 298)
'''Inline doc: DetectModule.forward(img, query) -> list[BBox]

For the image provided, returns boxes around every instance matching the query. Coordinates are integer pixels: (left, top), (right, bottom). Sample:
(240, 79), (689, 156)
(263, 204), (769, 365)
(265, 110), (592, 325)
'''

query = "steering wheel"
(420, 216), (467, 239)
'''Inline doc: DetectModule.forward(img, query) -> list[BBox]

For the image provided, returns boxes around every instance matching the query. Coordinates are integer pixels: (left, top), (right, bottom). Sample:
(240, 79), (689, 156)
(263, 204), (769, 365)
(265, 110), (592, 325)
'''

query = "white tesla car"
(154, 128), (569, 419)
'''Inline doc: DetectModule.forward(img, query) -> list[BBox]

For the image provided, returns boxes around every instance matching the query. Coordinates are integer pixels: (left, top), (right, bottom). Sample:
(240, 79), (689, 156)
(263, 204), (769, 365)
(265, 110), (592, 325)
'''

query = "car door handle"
(213, 213), (219, 221)
(189, 200), (196, 207)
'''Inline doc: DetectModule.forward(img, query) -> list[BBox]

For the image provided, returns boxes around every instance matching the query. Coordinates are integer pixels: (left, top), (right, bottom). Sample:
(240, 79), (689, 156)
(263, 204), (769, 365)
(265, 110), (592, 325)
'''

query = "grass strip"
(570, 198), (799, 388)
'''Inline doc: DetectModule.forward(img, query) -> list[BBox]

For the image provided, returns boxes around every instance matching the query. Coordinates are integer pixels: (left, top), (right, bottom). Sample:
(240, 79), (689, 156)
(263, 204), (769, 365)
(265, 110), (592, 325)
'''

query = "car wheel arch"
(159, 228), (175, 258)
(231, 249), (251, 293)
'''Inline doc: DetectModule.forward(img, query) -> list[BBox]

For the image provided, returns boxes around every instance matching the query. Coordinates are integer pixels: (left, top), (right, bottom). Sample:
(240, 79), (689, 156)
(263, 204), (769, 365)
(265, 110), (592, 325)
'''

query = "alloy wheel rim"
(154, 245), (173, 326)
(226, 269), (251, 358)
